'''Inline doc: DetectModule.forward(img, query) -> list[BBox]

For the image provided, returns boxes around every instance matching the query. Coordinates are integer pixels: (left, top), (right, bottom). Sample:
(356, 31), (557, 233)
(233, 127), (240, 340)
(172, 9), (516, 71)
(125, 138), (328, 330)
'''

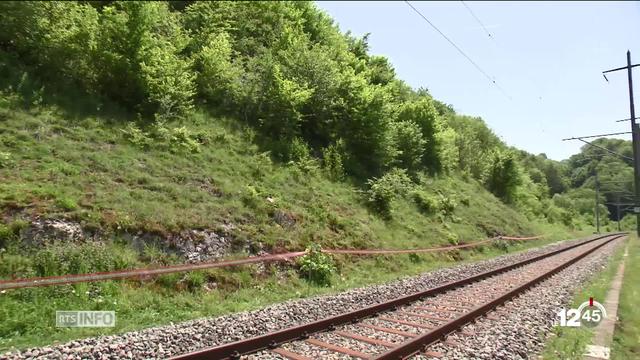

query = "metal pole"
(595, 171), (600, 233)
(627, 50), (640, 236)
(617, 194), (621, 231)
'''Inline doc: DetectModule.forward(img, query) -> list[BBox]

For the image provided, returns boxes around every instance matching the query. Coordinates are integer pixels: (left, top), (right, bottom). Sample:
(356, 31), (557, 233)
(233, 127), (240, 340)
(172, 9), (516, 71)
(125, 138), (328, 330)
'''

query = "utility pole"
(595, 171), (600, 233)
(603, 50), (640, 236)
(617, 194), (622, 231)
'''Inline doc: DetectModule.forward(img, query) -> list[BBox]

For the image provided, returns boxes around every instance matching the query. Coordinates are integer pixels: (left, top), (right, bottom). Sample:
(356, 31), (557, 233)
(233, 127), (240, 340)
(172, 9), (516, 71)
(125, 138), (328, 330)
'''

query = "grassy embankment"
(0, 93), (586, 351)
(612, 236), (640, 359)
(541, 236), (629, 359)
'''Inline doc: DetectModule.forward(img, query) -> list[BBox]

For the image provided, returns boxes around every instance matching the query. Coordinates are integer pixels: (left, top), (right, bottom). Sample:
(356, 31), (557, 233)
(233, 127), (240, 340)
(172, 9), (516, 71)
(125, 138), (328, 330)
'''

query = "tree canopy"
(0, 0), (631, 229)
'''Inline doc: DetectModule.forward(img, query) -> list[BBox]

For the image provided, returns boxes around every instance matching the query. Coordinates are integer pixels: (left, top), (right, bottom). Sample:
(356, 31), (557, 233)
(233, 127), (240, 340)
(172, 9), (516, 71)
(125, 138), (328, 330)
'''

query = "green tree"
(396, 97), (442, 171)
(485, 150), (522, 203)
(96, 2), (195, 119)
(388, 120), (426, 173)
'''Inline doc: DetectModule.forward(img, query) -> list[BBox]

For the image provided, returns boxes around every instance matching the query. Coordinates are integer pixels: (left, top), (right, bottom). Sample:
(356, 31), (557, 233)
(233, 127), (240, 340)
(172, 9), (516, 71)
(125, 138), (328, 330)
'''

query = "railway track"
(171, 233), (625, 360)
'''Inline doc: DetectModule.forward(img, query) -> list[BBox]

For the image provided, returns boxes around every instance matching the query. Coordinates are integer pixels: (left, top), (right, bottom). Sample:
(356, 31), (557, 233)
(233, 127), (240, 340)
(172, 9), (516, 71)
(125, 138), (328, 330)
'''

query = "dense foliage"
(0, 1), (632, 230)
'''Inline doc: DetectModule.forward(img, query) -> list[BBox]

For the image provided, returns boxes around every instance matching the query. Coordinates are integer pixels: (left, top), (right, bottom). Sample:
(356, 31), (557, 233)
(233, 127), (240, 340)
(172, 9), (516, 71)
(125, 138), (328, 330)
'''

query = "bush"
(55, 196), (78, 211)
(182, 271), (207, 292)
(493, 239), (509, 252)
(122, 123), (203, 153)
(0, 152), (13, 168)
(322, 141), (345, 181)
(156, 273), (182, 289)
(411, 190), (437, 215)
(31, 243), (118, 277)
(241, 185), (262, 209)
(485, 150), (522, 203)
(297, 243), (336, 286)
(166, 126), (201, 154)
(438, 194), (457, 216)
(408, 253), (423, 263)
(0, 224), (13, 249)
(288, 137), (311, 163)
(122, 124), (152, 149)
(141, 244), (177, 266)
(365, 168), (414, 218)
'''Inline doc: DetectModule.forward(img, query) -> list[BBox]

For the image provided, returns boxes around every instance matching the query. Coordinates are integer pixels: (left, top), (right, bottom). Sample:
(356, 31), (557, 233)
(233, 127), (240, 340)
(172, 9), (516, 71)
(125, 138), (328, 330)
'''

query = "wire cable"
(577, 138), (633, 162)
(404, 1), (511, 99)
(461, 1), (493, 39)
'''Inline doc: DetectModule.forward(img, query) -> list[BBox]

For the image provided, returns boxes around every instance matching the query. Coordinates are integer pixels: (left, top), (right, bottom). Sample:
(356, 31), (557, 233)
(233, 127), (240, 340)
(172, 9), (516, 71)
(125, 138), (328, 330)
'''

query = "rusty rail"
(374, 233), (624, 359)
(0, 235), (541, 291)
(170, 233), (623, 360)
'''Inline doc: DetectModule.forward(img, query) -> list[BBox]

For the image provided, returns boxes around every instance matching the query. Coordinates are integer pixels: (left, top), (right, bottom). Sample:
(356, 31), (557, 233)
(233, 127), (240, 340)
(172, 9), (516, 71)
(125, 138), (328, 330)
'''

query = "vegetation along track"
(171, 233), (625, 360)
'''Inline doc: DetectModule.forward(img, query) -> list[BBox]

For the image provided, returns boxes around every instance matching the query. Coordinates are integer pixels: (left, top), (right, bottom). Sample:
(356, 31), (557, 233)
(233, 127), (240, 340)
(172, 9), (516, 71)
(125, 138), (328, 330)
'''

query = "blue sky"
(315, 1), (640, 160)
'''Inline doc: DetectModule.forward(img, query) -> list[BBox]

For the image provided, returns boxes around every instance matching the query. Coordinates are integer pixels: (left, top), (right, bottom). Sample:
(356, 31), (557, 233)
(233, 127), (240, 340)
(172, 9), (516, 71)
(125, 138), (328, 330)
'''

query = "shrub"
(365, 168), (414, 218)
(446, 232), (459, 245)
(459, 196), (470, 206)
(121, 124), (152, 149)
(408, 253), (423, 263)
(183, 271), (207, 291)
(55, 197), (78, 211)
(411, 190), (437, 214)
(322, 141), (345, 181)
(288, 137), (311, 163)
(32, 243), (121, 276)
(156, 273), (182, 289)
(122, 123), (203, 153)
(493, 239), (509, 252)
(0, 224), (13, 249)
(241, 185), (262, 210)
(0, 152), (12, 168)
(0, 254), (34, 278)
(141, 244), (177, 266)
(167, 126), (201, 154)
(297, 243), (336, 286)
(33, 248), (60, 277)
(438, 194), (457, 216)
(485, 150), (522, 203)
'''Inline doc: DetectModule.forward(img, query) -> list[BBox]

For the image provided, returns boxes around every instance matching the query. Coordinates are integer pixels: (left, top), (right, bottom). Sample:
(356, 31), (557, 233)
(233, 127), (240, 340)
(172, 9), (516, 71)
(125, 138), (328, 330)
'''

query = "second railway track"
(172, 233), (625, 360)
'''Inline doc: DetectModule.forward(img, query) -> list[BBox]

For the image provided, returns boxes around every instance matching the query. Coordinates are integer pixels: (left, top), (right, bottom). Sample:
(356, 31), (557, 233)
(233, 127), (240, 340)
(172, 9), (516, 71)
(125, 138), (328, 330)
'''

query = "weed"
(297, 243), (336, 286)
(408, 253), (423, 263)
(0, 152), (12, 168)
(183, 271), (207, 292)
(55, 196), (78, 211)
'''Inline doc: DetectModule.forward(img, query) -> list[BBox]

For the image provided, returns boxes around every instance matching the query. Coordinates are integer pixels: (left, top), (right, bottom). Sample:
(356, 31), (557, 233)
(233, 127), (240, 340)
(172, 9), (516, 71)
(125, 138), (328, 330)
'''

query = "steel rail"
(0, 235), (542, 291)
(170, 233), (623, 360)
(374, 233), (625, 359)
(0, 252), (306, 291)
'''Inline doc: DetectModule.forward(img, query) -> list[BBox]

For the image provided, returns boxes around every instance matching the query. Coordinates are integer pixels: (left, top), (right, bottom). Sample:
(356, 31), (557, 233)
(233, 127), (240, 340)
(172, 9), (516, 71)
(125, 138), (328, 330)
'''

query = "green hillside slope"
(0, 0), (604, 351)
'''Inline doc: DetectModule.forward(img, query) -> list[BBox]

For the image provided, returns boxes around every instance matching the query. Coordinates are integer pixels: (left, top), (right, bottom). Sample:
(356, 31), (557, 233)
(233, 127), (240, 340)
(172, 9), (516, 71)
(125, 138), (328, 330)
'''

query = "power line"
(561, 131), (632, 141)
(461, 1), (493, 39)
(576, 138), (633, 162)
(404, 1), (511, 99)
(615, 117), (637, 123)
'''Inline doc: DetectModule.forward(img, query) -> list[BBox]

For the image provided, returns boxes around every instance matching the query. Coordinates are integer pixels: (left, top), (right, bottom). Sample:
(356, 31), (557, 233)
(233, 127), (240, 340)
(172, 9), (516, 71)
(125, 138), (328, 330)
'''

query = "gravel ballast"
(411, 236), (624, 360)
(0, 235), (614, 359)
